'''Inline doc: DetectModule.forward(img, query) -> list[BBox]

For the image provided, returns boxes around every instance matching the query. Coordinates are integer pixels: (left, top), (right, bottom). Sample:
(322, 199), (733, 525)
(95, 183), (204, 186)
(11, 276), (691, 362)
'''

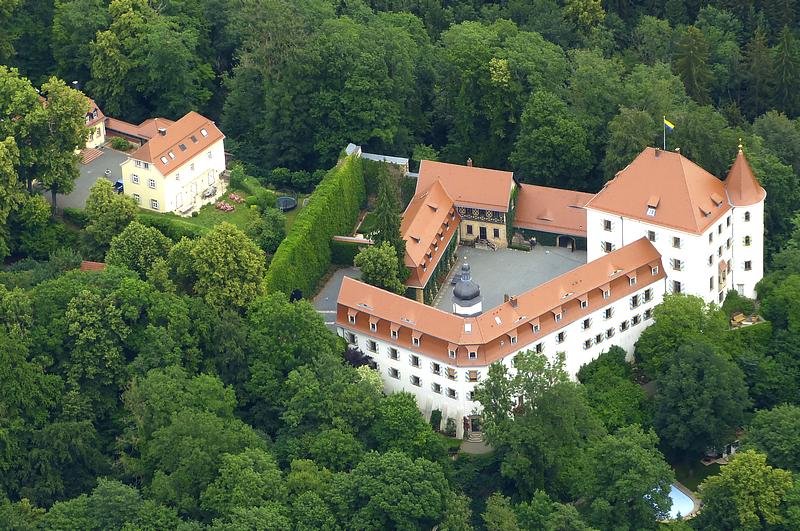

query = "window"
(595, 333), (603, 344)
(468, 350), (478, 360)
(446, 368), (457, 381)
(207, 151), (212, 159)
(647, 206), (656, 217)
(672, 280), (683, 293)
(603, 219), (612, 231)
(629, 277), (637, 286)
(466, 224), (473, 235)
(630, 294), (641, 308)
(554, 312), (562, 323)
(467, 391), (476, 401)
(582, 318), (591, 330)
(644, 309), (653, 320)
(179, 143), (187, 152)
(369, 322), (377, 332)
(389, 368), (399, 379)
(532, 323), (540, 333)
(200, 128), (208, 137)
(448, 349), (456, 359)
(744, 260), (752, 271)
(389, 348), (399, 360)
(606, 327), (615, 339)
(160, 156), (168, 164)
(411, 355), (420, 367)
(580, 299), (588, 309)
(620, 320), (630, 332)
(556, 331), (565, 343)
(708, 255), (713, 266)
(348, 314), (356, 324)
(135, 160), (142, 168)
(367, 340), (377, 352)
(632, 315), (642, 326)
(466, 370), (479, 382)
(510, 336), (518, 344)
(148, 178), (156, 189)
(709, 233), (714, 243)
(208, 174), (215, 185)
(647, 230), (656, 242)
(411, 375), (421, 387)
(447, 388), (457, 399)
(534, 342), (544, 354)
(672, 259), (683, 271)
(432, 363), (441, 375)
(583, 339), (593, 350)
(718, 246), (723, 257)
(602, 241), (613, 253)
(604, 308), (613, 320)
(345, 332), (356, 344)
(726, 215), (731, 226)
(718, 224), (722, 234)
(168, 151), (175, 159)
(190, 163), (195, 171)
(672, 236), (682, 249)
(432, 383), (442, 394)
(150, 199), (159, 210)
(493, 228), (500, 239)
(190, 135), (198, 143)
(391, 329), (398, 339)
(131, 174), (140, 184)
(709, 276), (715, 291)
(726, 238), (731, 249)
(651, 266), (659, 275)
(644, 288), (653, 302)
(603, 289), (611, 299)
(744, 211), (751, 222)
(412, 336), (420, 347)
(744, 235), (752, 246)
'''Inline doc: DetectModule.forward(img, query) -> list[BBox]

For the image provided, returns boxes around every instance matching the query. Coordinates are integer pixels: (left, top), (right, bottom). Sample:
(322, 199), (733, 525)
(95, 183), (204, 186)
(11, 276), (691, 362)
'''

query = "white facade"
(586, 208), (743, 305)
(338, 279), (666, 437)
(729, 201), (765, 299)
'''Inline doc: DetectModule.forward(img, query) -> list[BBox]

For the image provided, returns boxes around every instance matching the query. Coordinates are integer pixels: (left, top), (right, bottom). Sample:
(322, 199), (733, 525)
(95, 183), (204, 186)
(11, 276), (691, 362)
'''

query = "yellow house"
(84, 98), (106, 149)
(120, 111), (226, 215)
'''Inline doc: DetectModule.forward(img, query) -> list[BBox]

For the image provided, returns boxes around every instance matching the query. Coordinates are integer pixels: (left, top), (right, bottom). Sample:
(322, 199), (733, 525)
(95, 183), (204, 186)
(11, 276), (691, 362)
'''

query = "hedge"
(62, 207), (89, 227)
(265, 155), (365, 296)
(331, 239), (370, 266)
(137, 212), (207, 241)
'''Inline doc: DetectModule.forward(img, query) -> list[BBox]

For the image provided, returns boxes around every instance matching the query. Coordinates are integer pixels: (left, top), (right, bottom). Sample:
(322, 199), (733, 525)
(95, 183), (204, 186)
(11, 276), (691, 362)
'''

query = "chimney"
(675, 147), (680, 153)
(509, 296), (518, 308)
(157, 128), (167, 136)
(655, 148), (660, 158)
(503, 294), (510, 303)
(466, 157), (473, 167)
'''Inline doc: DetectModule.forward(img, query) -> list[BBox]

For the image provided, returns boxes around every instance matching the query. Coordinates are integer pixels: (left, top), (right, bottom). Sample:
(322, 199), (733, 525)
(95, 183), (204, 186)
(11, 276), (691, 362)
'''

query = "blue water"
(669, 484), (694, 519)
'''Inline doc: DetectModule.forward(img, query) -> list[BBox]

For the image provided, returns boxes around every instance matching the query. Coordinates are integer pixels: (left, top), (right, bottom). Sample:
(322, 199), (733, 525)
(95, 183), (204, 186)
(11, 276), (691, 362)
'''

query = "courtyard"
(433, 244), (587, 312)
(45, 146), (129, 210)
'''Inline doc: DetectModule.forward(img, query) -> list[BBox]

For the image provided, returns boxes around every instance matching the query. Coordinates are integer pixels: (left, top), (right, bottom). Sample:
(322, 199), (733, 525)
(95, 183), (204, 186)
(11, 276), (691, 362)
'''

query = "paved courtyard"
(434, 245), (587, 312)
(46, 146), (129, 210)
(313, 266), (361, 329)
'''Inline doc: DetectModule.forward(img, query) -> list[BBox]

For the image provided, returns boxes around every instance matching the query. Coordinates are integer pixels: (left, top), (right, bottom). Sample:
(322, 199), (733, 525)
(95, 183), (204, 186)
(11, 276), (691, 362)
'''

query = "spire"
(724, 143), (765, 206)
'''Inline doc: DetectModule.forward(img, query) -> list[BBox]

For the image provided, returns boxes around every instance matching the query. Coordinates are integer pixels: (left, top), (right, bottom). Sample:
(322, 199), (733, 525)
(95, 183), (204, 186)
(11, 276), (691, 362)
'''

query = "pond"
(669, 484), (695, 520)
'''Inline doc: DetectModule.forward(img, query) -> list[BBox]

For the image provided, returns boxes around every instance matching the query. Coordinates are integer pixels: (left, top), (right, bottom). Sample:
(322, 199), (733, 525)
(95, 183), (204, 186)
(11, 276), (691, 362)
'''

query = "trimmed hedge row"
(265, 155), (365, 296)
(137, 212), (207, 241)
(331, 239), (370, 266)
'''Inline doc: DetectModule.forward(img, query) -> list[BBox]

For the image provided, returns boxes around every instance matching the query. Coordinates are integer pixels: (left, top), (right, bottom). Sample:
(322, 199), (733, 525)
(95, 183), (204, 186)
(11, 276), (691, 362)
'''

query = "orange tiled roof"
(514, 184), (593, 237)
(416, 160), (514, 212)
(725, 148), (766, 206)
(105, 116), (174, 141)
(79, 260), (106, 271)
(130, 111), (224, 177)
(585, 148), (730, 234)
(85, 98), (105, 127)
(338, 238), (664, 366)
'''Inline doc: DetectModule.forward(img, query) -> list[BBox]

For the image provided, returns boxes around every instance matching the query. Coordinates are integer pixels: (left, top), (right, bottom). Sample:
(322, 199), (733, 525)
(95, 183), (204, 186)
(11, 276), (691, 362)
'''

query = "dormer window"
(348, 314), (356, 324)
(449, 349), (456, 359)
(554, 313), (562, 323)
(629, 277), (637, 286)
(603, 289), (610, 299)
(179, 143), (187, 151)
(160, 156), (169, 164)
(200, 128), (208, 137)
(190, 135), (198, 143)
(510, 335), (517, 344)
(391, 329), (398, 339)
(646, 207), (656, 216)
(168, 151), (175, 159)
(531, 323), (540, 333)
(468, 350), (477, 359)
(370, 322), (377, 332)
(412, 332), (421, 347)
(651, 266), (659, 275)
(579, 299), (588, 309)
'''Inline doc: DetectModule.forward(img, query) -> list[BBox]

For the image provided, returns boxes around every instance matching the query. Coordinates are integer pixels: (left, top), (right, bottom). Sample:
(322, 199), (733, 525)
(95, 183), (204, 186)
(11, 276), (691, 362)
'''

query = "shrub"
(246, 188), (278, 211)
(138, 213), (206, 241)
(331, 239), (369, 265)
(228, 162), (246, 190)
(721, 289), (756, 317)
(109, 136), (132, 151)
(62, 207), (89, 227)
(444, 418), (457, 437)
(430, 409), (442, 432)
(508, 243), (531, 252)
(265, 155), (365, 296)
(269, 167), (293, 188)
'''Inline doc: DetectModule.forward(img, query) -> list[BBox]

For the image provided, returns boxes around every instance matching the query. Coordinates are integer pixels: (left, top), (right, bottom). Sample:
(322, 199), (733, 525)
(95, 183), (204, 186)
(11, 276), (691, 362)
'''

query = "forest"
(3, 0), (800, 529)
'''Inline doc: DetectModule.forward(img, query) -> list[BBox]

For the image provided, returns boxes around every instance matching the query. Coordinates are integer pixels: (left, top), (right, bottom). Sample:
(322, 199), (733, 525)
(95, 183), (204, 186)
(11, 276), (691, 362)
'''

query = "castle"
(336, 146), (765, 438)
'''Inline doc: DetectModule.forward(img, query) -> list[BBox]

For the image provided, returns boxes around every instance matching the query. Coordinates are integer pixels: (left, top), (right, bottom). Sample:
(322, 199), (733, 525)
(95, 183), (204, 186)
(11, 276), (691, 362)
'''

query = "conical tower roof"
(725, 146), (766, 206)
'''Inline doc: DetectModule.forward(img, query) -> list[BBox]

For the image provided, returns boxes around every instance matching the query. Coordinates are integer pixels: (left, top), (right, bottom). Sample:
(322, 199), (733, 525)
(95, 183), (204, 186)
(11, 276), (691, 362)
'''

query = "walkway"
(312, 266), (361, 330)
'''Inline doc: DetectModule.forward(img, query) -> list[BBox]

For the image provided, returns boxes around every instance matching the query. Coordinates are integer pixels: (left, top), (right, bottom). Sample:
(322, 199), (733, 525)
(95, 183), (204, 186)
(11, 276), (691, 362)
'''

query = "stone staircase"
(80, 148), (104, 165)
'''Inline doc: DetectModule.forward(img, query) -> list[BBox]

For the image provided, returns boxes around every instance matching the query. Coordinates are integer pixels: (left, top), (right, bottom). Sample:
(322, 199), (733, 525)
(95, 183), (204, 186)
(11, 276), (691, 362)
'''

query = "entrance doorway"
(556, 235), (576, 251)
(479, 226), (487, 240)
(469, 416), (481, 433)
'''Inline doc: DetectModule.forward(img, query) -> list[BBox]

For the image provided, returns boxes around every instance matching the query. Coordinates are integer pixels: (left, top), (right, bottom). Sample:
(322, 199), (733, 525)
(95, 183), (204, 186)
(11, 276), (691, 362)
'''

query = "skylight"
(160, 156), (169, 164)
(179, 143), (187, 151)
(168, 151), (176, 159)
(190, 135), (198, 143)
(200, 128), (208, 137)
(464, 323), (472, 333)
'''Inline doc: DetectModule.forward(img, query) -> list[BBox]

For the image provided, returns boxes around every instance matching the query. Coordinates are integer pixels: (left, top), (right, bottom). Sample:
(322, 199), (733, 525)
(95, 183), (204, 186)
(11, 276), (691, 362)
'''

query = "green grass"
(436, 433), (463, 454)
(283, 195), (308, 232)
(179, 191), (259, 230)
(672, 459), (721, 492)
(358, 212), (377, 234)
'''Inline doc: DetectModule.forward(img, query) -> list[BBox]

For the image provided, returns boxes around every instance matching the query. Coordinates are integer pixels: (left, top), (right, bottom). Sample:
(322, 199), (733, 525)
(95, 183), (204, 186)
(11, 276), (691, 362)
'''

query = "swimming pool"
(669, 484), (695, 519)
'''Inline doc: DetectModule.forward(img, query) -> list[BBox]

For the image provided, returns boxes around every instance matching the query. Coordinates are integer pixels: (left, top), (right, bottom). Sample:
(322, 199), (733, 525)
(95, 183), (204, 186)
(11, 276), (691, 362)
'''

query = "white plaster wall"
(586, 208), (735, 305)
(162, 139), (226, 213)
(729, 201), (764, 299)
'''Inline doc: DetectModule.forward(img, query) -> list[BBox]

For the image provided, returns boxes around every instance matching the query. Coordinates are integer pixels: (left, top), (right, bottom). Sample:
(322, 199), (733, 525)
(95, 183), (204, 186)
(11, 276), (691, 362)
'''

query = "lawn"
(672, 459), (721, 492)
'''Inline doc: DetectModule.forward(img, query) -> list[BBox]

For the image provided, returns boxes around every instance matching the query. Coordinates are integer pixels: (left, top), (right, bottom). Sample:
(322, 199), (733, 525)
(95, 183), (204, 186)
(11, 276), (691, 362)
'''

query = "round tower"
(452, 260), (482, 316)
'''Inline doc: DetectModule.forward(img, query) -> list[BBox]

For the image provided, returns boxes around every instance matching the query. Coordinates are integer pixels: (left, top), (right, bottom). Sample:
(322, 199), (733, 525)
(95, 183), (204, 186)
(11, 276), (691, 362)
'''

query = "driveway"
(313, 266), (361, 329)
(47, 146), (130, 210)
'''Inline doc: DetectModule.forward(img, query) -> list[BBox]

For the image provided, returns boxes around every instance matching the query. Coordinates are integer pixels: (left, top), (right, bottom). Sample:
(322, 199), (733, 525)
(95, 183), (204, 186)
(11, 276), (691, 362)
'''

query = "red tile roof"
(585, 148), (730, 234)
(85, 98), (105, 127)
(79, 261), (106, 271)
(130, 111), (224, 177)
(514, 184), (593, 237)
(725, 148), (766, 206)
(416, 160), (515, 212)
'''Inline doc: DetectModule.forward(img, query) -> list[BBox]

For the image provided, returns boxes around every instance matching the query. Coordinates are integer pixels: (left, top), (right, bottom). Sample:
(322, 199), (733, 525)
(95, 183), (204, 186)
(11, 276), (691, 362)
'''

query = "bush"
(245, 188), (278, 211)
(265, 155), (365, 296)
(62, 207), (89, 227)
(137, 213), (206, 241)
(444, 417), (457, 437)
(430, 409), (442, 432)
(228, 162), (246, 190)
(269, 167), (293, 188)
(721, 289), (756, 317)
(508, 243), (531, 252)
(109, 136), (132, 151)
(331, 239), (369, 265)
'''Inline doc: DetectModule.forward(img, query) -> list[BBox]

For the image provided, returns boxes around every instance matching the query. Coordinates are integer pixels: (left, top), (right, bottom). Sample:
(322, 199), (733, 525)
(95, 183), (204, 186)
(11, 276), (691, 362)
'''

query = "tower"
(452, 260), (482, 316)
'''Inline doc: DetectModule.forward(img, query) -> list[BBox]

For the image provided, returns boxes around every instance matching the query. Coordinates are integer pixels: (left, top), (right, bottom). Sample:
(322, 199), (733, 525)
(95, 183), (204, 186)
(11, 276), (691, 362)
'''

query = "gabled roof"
(130, 111), (224, 176)
(85, 98), (105, 127)
(338, 238), (663, 354)
(416, 160), (514, 212)
(725, 148), (766, 206)
(105, 116), (174, 142)
(584, 147), (729, 234)
(514, 184), (594, 237)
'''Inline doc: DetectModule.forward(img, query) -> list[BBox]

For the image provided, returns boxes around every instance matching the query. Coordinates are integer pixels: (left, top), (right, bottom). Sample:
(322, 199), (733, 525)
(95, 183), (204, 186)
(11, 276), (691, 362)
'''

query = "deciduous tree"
(354, 241), (406, 295)
(106, 221), (173, 278)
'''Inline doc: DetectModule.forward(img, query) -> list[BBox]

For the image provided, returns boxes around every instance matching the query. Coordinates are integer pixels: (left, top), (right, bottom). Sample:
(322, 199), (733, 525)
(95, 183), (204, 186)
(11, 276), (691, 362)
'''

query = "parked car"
(113, 180), (124, 194)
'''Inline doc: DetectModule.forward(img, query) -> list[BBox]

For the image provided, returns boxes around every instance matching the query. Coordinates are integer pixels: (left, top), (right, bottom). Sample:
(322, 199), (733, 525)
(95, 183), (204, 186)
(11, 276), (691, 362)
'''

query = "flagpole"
(663, 116), (666, 150)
